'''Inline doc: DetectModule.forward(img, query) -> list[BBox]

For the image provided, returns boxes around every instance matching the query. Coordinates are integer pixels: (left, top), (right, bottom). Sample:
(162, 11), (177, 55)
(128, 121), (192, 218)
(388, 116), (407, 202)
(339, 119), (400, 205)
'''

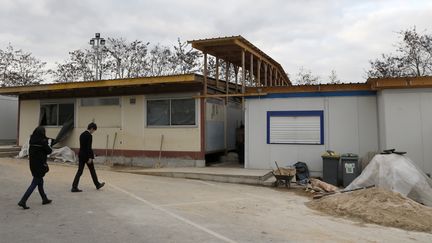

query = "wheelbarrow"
(272, 161), (295, 188)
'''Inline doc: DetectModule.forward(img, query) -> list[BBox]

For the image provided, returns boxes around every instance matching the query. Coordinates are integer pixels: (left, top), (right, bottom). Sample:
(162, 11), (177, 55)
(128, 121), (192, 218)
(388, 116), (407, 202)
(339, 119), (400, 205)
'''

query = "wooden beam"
(257, 59), (261, 87)
(277, 71), (280, 86)
(215, 57), (219, 89)
(233, 39), (271, 68)
(264, 63), (268, 86)
(225, 61), (229, 101)
(204, 53), (208, 95)
(242, 49), (246, 94)
(234, 66), (239, 93)
(250, 53), (254, 87)
(269, 66), (273, 87)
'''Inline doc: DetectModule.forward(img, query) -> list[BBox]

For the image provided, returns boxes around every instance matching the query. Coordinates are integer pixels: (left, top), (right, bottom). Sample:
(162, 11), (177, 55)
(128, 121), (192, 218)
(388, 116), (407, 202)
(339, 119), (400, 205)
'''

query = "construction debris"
(346, 153), (432, 206)
(307, 187), (432, 232)
(309, 178), (339, 192)
(16, 141), (76, 163)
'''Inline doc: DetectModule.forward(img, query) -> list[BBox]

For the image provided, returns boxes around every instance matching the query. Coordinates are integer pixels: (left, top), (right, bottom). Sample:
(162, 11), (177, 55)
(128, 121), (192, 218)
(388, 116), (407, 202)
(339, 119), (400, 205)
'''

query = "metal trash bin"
(341, 153), (359, 187)
(322, 150), (340, 186)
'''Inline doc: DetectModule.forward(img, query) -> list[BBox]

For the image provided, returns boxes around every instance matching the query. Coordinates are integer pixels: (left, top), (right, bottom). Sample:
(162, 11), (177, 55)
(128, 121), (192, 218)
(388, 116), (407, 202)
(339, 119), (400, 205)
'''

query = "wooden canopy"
(189, 36), (291, 93)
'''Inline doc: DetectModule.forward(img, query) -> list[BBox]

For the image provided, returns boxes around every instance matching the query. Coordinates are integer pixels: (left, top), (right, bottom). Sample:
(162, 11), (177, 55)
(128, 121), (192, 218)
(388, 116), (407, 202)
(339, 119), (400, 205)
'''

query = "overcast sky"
(1, 0), (431, 83)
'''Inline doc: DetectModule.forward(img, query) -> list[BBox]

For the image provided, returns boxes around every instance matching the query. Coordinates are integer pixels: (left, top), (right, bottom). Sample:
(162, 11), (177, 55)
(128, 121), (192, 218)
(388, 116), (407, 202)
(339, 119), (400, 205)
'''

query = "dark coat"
(29, 136), (52, 178)
(78, 130), (94, 161)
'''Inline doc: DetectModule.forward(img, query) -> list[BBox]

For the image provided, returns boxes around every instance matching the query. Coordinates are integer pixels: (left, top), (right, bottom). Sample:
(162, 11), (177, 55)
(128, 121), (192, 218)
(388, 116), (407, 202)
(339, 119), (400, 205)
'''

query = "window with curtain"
(147, 98), (196, 126)
(40, 103), (74, 126)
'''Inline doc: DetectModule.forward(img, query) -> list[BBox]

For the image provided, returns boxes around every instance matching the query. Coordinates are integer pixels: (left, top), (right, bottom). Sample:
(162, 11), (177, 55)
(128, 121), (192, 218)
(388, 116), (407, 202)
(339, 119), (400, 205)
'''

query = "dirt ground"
(1, 158), (432, 243)
(307, 187), (432, 232)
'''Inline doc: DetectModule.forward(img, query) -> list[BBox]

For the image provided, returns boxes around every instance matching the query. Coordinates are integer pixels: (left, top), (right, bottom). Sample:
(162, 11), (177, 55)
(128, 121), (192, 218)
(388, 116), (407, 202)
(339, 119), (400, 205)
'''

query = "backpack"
(294, 161), (310, 184)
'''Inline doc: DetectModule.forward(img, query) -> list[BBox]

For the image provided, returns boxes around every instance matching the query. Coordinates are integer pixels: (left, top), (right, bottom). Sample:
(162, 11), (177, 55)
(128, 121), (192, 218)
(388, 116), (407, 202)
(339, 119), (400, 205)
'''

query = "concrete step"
(119, 167), (274, 186)
(0, 146), (21, 158)
(262, 176), (277, 187)
(0, 147), (21, 152)
(0, 151), (19, 158)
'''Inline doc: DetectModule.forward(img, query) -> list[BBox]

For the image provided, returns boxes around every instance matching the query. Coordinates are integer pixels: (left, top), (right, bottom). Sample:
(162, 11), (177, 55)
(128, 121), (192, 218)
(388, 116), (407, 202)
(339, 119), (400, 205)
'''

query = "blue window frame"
(267, 110), (324, 145)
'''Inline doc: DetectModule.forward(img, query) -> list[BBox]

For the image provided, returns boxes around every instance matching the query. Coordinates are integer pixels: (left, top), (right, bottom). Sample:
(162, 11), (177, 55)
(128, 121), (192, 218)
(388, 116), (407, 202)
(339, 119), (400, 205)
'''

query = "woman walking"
(18, 126), (53, 209)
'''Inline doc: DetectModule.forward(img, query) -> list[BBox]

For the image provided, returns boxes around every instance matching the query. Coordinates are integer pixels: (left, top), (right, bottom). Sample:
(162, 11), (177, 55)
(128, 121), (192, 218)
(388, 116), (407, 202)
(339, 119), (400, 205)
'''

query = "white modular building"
(245, 77), (432, 177)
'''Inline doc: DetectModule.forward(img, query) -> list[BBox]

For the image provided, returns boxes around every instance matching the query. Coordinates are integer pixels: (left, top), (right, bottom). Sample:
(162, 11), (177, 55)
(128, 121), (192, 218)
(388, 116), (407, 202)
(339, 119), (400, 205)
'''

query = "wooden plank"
(269, 66), (273, 87)
(215, 57), (219, 88)
(234, 66), (239, 93)
(257, 59), (261, 87)
(225, 61), (229, 101)
(204, 53), (208, 95)
(242, 49), (246, 94)
(250, 53), (254, 87)
(234, 39), (271, 68)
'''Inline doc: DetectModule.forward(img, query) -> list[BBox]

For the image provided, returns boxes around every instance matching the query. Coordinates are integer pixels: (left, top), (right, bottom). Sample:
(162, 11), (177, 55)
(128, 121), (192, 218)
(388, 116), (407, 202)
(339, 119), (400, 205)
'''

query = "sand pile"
(306, 187), (432, 232)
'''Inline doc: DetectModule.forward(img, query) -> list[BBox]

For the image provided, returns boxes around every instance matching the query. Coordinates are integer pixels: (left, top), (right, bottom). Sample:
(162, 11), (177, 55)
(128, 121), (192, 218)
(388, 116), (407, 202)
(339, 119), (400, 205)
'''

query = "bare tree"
(294, 67), (320, 85)
(368, 27), (432, 78)
(52, 36), (204, 82)
(171, 38), (202, 74)
(0, 44), (47, 86)
(148, 44), (173, 76)
(328, 69), (341, 84)
(51, 49), (94, 82)
(104, 38), (150, 79)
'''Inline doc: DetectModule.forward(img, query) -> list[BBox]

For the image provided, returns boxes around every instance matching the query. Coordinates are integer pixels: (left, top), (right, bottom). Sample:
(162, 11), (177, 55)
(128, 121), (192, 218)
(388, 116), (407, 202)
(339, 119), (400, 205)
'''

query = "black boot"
(42, 199), (52, 205)
(18, 201), (30, 210)
(96, 182), (105, 190)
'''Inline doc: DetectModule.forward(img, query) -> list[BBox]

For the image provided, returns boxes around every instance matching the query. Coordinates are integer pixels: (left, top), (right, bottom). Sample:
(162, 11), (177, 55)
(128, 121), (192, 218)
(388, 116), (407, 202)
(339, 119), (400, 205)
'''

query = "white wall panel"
(328, 97), (359, 153)
(378, 89), (432, 175)
(245, 95), (379, 177)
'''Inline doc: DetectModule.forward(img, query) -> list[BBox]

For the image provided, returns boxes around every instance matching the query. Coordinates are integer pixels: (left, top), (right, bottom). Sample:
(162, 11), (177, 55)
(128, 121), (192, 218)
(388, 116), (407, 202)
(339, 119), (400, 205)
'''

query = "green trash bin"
(341, 153), (359, 187)
(322, 150), (340, 186)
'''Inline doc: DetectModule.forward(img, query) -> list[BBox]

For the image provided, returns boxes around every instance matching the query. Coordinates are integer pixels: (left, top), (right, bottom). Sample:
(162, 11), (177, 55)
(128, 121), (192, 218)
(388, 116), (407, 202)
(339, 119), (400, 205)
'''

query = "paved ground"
(1, 158), (431, 243)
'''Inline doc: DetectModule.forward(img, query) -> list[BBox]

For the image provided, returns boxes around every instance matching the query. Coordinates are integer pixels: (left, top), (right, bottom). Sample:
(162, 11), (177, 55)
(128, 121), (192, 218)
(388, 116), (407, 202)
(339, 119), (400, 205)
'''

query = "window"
(81, 97), (120, 106)
(267, 111), (323, 144)
(147, 98), (196, 126)
(40, 103), (75, 126)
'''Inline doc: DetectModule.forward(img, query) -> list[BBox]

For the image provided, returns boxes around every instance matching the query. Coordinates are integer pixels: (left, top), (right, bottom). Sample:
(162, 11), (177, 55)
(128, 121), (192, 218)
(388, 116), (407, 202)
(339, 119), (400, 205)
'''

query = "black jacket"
(29, 136), (52, 178)
(78, 130), (94, 160)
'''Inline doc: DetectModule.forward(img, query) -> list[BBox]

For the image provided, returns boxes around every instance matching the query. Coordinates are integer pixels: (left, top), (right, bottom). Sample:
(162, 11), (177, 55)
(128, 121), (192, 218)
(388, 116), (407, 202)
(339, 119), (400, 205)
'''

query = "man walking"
(71, 122), (105, 192)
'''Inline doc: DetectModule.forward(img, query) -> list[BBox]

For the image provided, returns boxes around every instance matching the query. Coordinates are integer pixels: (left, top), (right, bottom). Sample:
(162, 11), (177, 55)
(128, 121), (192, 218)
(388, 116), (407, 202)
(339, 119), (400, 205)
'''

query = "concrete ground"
(1, 158), (431, 243)
(118, 166), (273, 185)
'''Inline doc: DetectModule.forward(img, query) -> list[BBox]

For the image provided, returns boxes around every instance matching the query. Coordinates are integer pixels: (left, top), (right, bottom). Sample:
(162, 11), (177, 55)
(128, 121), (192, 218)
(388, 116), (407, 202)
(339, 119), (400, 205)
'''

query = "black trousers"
(72, 158), (100, 189)
(20, 177), (47, 203)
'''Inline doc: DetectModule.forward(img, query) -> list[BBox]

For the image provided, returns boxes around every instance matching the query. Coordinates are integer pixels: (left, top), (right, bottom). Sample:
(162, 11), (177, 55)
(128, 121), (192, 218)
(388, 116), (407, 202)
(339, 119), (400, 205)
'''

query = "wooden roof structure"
(0, 74), (239, 100)
(189, 36), (290, 98)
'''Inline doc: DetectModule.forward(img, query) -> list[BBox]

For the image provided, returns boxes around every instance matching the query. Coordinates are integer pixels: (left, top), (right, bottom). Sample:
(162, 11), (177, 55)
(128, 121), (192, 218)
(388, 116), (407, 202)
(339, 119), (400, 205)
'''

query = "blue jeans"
(20, 177), (47, 203)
